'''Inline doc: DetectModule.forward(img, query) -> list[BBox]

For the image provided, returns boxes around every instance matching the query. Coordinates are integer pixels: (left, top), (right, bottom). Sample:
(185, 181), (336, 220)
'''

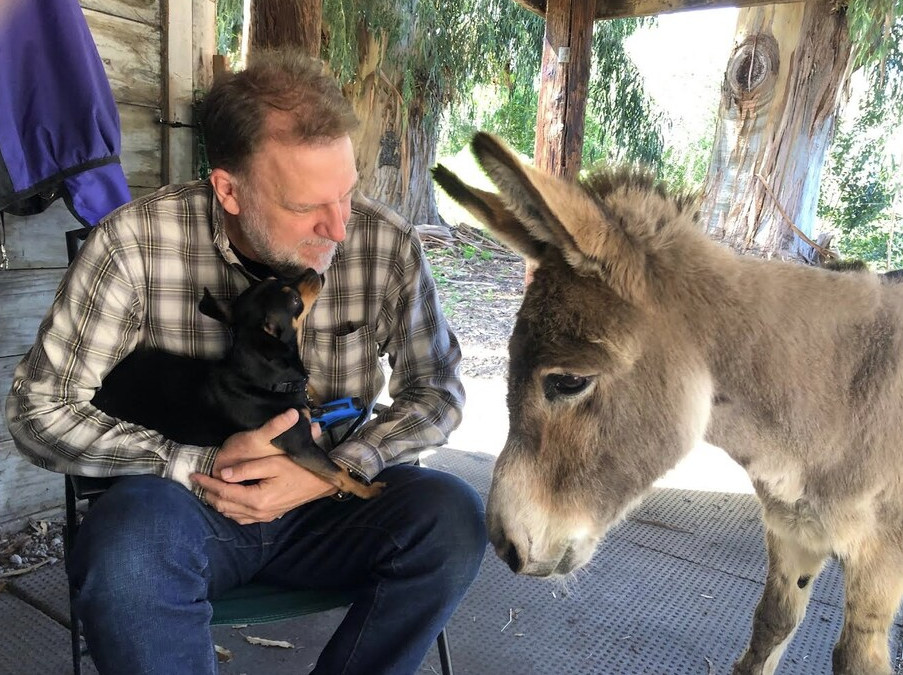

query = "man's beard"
(239, 196), (337, 277)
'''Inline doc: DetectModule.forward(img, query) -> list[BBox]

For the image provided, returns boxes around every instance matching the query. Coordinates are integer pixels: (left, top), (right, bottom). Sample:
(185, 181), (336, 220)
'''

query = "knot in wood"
(378, 130), (401, 168)
(728, 34), (779, 99)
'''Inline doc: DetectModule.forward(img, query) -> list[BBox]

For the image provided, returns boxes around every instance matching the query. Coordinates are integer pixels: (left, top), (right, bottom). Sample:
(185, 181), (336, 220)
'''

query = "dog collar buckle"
(271, 380), (305, 394)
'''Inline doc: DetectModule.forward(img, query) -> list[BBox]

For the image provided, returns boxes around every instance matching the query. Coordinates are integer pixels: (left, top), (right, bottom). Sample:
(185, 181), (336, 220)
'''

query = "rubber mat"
(7, 560), (72, 626)
(426, 446), (903, 675)
(4, 445), (902, 674)
(0, 592), (97, 674)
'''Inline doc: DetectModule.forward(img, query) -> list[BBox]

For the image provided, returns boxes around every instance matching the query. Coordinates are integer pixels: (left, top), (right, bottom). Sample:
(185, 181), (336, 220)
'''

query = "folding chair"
(61, 227), (453, 674)
(63, 473), (454, 675)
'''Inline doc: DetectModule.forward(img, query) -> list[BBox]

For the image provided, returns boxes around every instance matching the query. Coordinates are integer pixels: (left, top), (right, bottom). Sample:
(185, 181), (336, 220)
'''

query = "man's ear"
(209, 168), (241, 216)
(198, 288), (232, 324)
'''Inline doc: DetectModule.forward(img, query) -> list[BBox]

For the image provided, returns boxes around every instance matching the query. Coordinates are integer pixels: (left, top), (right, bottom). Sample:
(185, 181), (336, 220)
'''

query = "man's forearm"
(329, 380), (464, 481)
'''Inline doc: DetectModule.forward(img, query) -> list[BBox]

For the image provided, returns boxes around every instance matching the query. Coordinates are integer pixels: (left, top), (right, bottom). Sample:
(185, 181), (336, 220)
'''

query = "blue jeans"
(67, 464), (487, 674)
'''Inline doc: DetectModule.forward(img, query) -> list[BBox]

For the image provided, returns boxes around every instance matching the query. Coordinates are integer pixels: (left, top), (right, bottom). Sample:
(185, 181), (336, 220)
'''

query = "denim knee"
(69, 475), (210, 602)
(397, 467), (488, 582)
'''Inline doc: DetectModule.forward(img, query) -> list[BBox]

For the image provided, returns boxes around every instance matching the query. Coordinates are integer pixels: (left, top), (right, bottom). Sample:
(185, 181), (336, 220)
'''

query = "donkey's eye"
(543, 374), (591, 400)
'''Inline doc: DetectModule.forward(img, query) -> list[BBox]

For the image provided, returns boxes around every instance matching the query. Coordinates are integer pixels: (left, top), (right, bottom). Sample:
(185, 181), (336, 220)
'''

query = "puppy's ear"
(198, 288), (232, 324)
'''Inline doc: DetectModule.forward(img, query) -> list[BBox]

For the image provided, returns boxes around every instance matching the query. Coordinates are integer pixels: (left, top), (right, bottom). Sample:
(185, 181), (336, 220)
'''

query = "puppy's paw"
(351, 480), (386, 499)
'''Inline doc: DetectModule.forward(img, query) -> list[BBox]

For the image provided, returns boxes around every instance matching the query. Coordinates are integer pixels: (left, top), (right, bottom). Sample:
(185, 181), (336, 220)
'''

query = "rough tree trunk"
(343, 28), (442, 226)
(248, 2), (440, 225)
(250, 0), (321, 57)
(701, 0), (853, 261)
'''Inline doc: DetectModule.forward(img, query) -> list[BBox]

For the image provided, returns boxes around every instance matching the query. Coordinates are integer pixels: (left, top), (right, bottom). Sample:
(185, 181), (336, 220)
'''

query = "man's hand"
(190, 409), (337, 524)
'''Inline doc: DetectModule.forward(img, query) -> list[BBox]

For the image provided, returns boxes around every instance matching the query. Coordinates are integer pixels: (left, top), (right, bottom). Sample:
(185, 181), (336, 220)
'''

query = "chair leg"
(64, 478), (82, 675)
(68, 590), (82, 675)
(437, 627), (453, 675)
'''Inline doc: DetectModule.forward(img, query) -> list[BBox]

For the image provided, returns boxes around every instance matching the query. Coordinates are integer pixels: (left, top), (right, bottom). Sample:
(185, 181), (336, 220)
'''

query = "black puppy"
(92, 270), (383, 499)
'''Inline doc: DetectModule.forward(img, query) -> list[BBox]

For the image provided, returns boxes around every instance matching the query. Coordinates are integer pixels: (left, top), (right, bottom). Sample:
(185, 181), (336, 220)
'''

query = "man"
(5, 51), (487, 674)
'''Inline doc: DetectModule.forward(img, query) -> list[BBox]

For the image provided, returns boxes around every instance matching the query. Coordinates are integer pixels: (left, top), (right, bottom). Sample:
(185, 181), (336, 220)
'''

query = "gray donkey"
(433, 133), (903, 675)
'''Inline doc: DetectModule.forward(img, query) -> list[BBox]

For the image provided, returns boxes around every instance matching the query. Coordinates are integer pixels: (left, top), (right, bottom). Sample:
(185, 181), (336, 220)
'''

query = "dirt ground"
(423, 234), (525, 379)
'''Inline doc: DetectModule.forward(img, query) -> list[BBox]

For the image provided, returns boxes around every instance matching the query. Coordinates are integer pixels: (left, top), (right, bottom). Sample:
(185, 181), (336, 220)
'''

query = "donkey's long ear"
(470, 132), (647, 303)
(431, 164), (544, 263)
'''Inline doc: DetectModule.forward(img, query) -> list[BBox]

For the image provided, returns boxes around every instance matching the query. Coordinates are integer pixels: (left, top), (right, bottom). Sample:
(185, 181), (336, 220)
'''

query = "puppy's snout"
(293, 268), (323, 322)
(294, 268), (323, 296)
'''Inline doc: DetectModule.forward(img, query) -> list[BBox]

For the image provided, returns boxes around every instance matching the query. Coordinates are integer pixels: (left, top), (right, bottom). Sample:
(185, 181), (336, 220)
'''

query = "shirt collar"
(208, 180), (242, 268)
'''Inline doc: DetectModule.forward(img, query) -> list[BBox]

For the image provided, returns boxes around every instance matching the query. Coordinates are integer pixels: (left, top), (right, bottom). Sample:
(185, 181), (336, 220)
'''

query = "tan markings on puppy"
(296, 276), (323, 320)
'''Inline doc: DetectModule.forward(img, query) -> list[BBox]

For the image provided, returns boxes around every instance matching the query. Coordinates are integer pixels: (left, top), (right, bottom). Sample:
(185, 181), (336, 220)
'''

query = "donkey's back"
(706, 255), (903, 522)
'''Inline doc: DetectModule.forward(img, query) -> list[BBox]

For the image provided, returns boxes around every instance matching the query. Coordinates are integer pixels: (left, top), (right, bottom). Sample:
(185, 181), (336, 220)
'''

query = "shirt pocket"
(303, 325), (383, 404)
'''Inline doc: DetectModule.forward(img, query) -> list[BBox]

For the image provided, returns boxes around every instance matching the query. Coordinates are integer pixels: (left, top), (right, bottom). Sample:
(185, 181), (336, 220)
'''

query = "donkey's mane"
(579, 166), (700, 221)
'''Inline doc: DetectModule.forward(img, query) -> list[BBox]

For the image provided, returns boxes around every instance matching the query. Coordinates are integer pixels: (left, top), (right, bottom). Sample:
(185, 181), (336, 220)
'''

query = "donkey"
(432, 133), (903, 675)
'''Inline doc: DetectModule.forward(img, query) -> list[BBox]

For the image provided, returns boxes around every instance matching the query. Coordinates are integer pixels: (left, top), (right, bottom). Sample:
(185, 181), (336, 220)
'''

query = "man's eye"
(543, 374), (591, 400)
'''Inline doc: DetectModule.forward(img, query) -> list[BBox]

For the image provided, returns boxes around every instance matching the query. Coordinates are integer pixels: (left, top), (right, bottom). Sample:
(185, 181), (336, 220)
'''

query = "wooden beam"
(534, 0), (594, 179)
(162, 0), (195, 184)
(193, 0), (218, 93)
(513, 0), (802, 20)
(0, 269), (65, 357)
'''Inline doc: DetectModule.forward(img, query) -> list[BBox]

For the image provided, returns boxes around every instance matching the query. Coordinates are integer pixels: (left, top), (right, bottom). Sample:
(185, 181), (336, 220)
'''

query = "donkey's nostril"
(501, 542), (523, 573)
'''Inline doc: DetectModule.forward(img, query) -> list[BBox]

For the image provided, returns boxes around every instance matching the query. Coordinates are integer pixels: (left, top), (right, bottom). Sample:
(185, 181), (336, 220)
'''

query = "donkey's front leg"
(733, 528), (827, 675)
(832, 540), (903, 675)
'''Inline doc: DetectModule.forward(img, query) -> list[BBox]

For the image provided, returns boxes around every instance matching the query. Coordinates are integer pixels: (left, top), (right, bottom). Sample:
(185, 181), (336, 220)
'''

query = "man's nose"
(317, 201), (347, 242)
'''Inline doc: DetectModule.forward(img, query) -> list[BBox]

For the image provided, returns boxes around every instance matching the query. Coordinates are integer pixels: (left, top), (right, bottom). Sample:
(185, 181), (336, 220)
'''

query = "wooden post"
(193, 0), (218, 93)
(162, 0), (195, 184)
(250, 0), (322, 58)
(528, 0), (594, 284)
(533, 0), (595, 180)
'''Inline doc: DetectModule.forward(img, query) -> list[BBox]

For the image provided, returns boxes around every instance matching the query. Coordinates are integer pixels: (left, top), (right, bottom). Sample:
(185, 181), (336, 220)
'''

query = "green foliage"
(819, 8), (903, 269)
(214, 1), (662, 176)
(582, 18), (664, 169)
(440, 7), (664, 170)
(438, 2), (545, 157)
(215, 0), (244, 64)
(846, 0), (903, 72)
(322, 0), (519, 138)
(658, 130), (713, 194)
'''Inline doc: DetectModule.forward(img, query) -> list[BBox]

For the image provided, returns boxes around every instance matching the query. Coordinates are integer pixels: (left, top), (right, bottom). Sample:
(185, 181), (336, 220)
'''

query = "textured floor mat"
(5, 445), (902, 674)
(427, 446), (903, 674)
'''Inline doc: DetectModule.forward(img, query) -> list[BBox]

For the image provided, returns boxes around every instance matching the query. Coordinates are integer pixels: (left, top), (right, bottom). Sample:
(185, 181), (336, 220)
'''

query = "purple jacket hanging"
(0, 0), (131, 226)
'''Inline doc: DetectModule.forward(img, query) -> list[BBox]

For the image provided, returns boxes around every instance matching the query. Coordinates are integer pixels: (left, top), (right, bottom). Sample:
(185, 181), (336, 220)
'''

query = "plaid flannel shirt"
(5, 180), (464, 492)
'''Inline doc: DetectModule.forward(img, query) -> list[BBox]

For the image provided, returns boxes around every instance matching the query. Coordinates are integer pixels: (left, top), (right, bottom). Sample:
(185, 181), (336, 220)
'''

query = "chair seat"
(210, 583), (357, 626)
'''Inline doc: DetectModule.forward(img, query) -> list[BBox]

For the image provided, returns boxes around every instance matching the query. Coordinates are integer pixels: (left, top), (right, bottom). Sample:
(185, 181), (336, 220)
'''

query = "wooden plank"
(534, 0), (594, 179)
(80, 0), (160, 26)
(513, 0), (801, 20)
(193, 0), (218, 94)
(85, 8), (162, 108)
(120, 103), (164, 188)
(1, 355), (22, 444)
(0, 439), (64, 533)
(163, 0), (197, 184)
(0, 269), (65, 358)
(1, 186), (159, 272)
(1, 202), (82, 270)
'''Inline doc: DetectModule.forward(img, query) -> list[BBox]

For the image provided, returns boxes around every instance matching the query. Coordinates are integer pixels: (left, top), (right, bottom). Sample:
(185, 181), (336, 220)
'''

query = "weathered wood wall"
(0, 0), (215, 532)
